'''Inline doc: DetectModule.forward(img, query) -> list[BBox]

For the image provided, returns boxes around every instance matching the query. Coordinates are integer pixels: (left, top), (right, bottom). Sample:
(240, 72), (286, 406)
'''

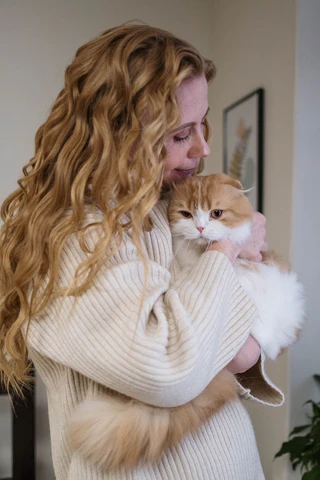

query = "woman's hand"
(239, 212), (268, 262)
(208, 239), (241, 264)
(208, 212), (267, 264)
(226, 335), (261, 374)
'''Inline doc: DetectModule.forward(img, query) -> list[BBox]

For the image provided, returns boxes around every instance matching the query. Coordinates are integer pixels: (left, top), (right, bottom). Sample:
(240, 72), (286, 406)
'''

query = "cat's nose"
(197, 226), (204, 233)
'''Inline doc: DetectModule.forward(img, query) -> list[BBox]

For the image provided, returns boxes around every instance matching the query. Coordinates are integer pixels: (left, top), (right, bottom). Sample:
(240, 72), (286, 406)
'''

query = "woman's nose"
(189, 131), (210, 158)
(202, 139), (211, 157)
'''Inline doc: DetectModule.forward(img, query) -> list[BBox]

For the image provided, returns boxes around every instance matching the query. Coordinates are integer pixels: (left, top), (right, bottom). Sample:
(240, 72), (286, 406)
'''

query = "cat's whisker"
(173, 238), (186, 249)
(174, 238), (189, 256)
(206, 239), (214, 249)
(171, 234), (197, 240)
(185, 238), (195, 255)
(205, 243), (212, 253)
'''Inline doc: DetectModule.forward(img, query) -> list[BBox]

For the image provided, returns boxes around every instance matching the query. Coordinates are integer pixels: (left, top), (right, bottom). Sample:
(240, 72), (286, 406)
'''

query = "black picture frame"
(223, 88), (264, 213)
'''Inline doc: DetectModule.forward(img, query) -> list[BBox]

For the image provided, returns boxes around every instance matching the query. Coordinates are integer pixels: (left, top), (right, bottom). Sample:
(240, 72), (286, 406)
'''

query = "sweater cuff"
(235, 350), (284, 406)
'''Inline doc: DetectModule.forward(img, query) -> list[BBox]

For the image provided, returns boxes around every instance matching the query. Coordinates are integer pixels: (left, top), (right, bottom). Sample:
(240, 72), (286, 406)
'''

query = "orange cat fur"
(68, 369), (236, 470)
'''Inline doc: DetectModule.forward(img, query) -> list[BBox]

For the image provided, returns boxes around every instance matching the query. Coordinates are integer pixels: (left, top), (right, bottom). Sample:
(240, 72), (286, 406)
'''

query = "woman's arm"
(226, 335), (261, 374)
(26, 235), (256, 408)
(25, 206), (282, 408)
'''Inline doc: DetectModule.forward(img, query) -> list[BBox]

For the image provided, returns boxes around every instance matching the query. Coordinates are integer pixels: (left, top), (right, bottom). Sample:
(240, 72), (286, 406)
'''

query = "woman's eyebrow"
(171, 107), (210, 133)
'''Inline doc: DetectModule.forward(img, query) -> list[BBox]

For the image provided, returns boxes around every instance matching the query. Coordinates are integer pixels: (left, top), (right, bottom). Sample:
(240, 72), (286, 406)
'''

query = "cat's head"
(168, 173), (253, 246)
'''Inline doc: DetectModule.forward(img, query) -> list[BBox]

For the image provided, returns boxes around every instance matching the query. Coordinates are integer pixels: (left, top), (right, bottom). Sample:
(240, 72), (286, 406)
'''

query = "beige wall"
(206, 1), (296, 479)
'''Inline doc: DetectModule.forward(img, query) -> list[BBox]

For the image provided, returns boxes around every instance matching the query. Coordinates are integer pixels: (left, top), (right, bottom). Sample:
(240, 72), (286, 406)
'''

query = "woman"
(0, 24), (283, 479)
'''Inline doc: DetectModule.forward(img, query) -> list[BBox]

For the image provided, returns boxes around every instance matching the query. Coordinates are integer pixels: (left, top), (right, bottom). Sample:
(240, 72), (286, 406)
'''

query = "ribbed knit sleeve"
(25, 203), (275, 408)
(236, 351), (284, 405)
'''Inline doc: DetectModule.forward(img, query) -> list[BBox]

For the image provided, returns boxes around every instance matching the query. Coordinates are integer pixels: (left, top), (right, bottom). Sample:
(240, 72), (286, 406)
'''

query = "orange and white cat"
(169, 174), (305, 361)
(67, 173), (305, 471)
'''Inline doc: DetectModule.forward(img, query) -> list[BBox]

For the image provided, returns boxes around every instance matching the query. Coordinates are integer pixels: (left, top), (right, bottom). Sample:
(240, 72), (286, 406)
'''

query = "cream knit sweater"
(26, 199), (284, 480)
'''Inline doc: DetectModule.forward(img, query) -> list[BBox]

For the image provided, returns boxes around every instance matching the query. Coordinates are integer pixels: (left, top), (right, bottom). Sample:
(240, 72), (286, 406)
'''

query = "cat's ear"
(222, 175), (243, 190)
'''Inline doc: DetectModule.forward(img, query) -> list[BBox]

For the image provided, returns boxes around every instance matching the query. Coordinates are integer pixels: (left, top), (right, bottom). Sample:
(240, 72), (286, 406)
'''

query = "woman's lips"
(174, 168), (196, 178)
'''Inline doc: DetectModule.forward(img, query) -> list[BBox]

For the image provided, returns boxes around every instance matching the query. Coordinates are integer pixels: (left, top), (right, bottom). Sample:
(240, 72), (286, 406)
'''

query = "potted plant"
(274, 375), (320, 479)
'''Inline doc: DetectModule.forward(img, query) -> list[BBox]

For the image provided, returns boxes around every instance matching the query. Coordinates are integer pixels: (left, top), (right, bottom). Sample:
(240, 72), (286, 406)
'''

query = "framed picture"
(223, 88), (264, 213)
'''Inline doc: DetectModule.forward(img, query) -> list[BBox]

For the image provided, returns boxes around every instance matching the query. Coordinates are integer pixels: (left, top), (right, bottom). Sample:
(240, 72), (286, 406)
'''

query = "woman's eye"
(180, 211), (193, 218)
(173, 132), (190, 143)
(210, 210), (223, 219)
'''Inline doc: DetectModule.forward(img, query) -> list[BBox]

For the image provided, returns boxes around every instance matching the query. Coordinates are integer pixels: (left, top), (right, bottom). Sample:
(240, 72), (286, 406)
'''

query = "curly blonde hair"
(0, 24), (215, 394)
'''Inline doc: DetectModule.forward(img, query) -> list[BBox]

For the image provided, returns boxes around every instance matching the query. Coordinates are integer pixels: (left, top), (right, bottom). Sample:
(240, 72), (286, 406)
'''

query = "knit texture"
(26, 199), (284, 479)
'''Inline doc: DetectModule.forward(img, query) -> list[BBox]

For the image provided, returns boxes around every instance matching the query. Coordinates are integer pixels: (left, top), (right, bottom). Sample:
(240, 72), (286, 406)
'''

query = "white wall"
(0, 1), (213, 478)
(290, 0), (320, 478)
(207, 1), (296, 479)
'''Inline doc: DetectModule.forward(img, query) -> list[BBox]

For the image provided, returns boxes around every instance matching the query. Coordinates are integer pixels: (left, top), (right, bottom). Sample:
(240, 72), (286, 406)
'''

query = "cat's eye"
(180, 211), (193, 218)
(210, 210), (223, 219)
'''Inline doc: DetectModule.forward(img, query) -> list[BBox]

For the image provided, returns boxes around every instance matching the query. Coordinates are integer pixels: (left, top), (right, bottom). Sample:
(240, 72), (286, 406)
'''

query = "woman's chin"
(162, 169), (196, 189)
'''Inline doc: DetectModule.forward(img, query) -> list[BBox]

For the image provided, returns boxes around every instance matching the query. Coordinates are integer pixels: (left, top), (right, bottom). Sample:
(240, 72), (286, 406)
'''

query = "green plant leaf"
(292, 458), (301, 471)
(290, 425), (311, 436)
(303, 400), (320, 419)
(312, 403), (320, 418)
(302, 455), (312, 470)
(274, 436), (310, 459)
(311, 423), (320, 440)
(276, 379), (320, 473)
(302, 465), (320, 479)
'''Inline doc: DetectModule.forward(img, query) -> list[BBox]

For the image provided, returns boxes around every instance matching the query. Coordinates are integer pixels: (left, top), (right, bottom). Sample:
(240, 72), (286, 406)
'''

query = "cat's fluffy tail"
(67, 370), (236, 471)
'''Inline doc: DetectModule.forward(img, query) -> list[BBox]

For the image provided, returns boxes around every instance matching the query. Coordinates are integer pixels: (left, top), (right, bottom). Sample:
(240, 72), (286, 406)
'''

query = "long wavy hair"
(0, 24), (215, 395)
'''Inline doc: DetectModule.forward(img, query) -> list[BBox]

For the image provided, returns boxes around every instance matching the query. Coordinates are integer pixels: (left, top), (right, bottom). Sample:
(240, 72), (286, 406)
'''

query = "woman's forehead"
(175, 75), (208, 124)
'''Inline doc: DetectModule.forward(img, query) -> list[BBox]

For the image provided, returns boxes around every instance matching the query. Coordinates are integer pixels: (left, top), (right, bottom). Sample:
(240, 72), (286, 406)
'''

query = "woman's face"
(162, 74), (210, 189)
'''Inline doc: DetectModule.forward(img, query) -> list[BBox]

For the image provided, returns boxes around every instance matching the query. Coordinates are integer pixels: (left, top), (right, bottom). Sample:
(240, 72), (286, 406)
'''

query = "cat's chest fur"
(172, 237), (204, 270)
